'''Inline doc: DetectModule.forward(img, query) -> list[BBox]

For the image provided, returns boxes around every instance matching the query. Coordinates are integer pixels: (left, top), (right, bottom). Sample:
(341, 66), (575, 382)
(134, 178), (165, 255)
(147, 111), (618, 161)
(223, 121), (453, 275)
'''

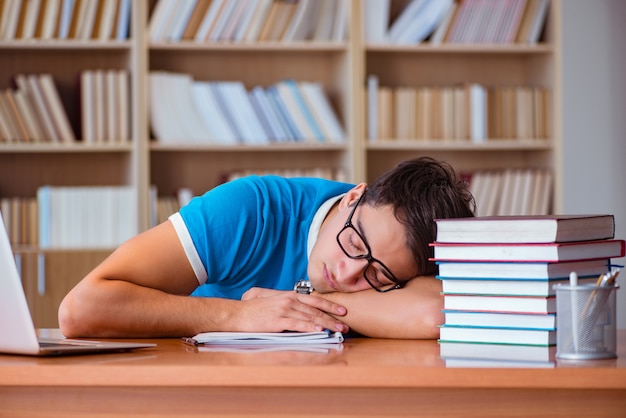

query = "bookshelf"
(0, 0), (561, 327)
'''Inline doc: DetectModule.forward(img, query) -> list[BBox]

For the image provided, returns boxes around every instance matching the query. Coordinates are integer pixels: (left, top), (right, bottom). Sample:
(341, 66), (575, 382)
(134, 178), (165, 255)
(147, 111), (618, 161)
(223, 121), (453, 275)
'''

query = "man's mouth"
(323, 265), (338, 291)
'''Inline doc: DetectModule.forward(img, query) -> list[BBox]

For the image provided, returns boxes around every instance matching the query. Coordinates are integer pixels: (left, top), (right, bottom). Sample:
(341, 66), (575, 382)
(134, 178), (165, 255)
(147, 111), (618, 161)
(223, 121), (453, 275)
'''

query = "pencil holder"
(554, 284), (619, 360)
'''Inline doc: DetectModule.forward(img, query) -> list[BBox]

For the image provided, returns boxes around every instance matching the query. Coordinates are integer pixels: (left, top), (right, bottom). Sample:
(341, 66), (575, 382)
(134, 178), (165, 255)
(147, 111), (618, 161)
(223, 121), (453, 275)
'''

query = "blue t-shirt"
(171, 176), (353, 299)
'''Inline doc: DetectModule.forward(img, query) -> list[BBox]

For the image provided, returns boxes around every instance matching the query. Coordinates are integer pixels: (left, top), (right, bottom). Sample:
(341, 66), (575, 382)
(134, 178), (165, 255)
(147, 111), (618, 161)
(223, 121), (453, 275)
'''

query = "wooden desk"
(1, 330), (625, 418)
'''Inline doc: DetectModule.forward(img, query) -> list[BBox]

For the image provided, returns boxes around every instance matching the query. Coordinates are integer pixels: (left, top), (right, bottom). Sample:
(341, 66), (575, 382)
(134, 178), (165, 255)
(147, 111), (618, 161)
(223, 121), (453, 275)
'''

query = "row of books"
(466, 168), (552, 217)
(435, 214), (622, 368)
(0, 74), (75, 144)
(0, 0), (130, 41)
(364, 0), (549, 45)
(149, 0), (347, 44)
(222, 166), (349, 184)
(2, 186), (187, 247)
(366, 76), (551, 142)
(0, 186), (138, 249)
(80, 69), (130, 144)
(150, 72), (345, 145)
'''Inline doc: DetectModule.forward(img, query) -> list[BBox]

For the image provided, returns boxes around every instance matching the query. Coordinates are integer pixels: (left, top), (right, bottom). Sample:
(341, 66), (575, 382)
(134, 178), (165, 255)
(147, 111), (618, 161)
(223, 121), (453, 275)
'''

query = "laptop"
(0, 212), (155, 356)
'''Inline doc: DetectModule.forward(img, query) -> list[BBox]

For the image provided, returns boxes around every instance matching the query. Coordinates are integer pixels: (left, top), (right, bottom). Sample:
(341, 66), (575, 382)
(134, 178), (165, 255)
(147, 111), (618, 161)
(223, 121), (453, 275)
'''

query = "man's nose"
(337, 258), (367, 289)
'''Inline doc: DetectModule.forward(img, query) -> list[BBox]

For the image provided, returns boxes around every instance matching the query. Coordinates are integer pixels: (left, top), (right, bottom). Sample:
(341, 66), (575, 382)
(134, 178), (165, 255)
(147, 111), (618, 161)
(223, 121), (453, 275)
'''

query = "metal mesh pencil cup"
(554, 284), (619, 360)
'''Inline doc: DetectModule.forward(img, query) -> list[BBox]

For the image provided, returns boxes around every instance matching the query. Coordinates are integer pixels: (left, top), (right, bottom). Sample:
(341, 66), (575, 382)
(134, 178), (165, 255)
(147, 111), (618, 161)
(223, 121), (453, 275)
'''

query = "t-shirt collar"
(307, 193), (345, 258)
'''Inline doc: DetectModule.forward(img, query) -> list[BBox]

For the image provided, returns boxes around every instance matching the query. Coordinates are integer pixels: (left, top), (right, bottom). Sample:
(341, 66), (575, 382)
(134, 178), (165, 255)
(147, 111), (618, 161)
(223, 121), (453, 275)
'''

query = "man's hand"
(240, 287), (349, 333)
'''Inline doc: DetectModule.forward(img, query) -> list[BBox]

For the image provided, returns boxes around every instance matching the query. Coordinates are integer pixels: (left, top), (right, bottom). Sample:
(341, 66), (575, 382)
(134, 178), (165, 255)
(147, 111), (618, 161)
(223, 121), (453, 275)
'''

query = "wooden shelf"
(0, 0), (561, 327)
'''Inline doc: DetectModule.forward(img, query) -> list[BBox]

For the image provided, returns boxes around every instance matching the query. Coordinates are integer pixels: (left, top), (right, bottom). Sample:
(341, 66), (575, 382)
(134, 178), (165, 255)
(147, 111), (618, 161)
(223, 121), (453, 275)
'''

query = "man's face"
(307, 190), (417, 294)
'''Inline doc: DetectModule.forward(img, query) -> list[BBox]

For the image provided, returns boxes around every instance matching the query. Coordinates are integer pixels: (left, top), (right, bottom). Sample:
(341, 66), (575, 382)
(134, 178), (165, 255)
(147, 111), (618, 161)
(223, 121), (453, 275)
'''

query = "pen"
(569, 271), (579, 352)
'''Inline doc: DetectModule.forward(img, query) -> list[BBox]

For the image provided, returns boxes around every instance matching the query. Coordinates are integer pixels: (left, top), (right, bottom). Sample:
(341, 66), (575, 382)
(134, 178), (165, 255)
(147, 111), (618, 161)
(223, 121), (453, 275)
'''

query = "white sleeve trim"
(169, 212), (208, 285)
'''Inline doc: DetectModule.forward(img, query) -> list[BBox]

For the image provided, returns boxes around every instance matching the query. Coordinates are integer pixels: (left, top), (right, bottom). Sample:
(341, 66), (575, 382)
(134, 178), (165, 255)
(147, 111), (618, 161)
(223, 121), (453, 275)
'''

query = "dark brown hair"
(364, 157), (475, 277)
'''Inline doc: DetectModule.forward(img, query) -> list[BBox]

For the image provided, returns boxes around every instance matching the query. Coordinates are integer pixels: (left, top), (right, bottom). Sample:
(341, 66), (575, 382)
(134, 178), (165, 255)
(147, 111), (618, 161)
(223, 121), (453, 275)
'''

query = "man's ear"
(338, 183), (367, 211)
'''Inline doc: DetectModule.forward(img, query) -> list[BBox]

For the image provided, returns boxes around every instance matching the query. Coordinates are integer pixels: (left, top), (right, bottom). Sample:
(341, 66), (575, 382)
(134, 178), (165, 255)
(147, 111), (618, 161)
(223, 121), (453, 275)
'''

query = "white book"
(273, 80), (318, 142)
(13, 89), (44, 142)
(482, 171), (503, 216)
(393, 0), (453, 44)
(0, 94), (17, 141)
(207, 0), (238, 42)
(312, 0), (334, 41)
(189, 81), (238, 145)
(330, 0), (347, 42)
(266, 85), (301, 141)
(248, 86), (289, 142)
(185, 330), (344, 346)
(21, 0), (44, 39)
(298, 81), (344, 143)
(105, 70), (118, 142)
(157, 0), (185, 42)
(216, 81), (269, 145)
(41, 0), (61, 39)
(261, 87), (295, 141)
(363, 0), (389, 44)
(149, 72), (178, 143)
(96, 0), (118, 40)
(38, 74), (76, 143)
(282, 0), (313, 42)
(116, 70), (129, 143)
(170, 73), (213, 143)
(526, 0), (549, 43)
(167, 0), (198, 41)
(115, 0), (131, 40)
(233, 0), (259, 42)
(2, 0), (23, 39)
(387, 0), (428, 43)
(219, 0), (249, 41)
(429, 2), (457, 45)
(468, 83), (487, 142)
(149, 0), (177, 41)
(77, 0), (99, 40)
(367, 74), (378, 140)
(242, 0), (273, 42)
(93, 70), (105, 142)
(194, 0), (224, 42)
(26, 75), (61, 142)
(13, 74), (51, 142)
(80, 70), (96, 143)
(57, 0), (76, 39)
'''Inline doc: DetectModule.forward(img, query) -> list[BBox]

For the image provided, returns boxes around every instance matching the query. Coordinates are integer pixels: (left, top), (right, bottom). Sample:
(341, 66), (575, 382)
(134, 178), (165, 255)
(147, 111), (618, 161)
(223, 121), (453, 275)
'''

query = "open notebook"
(0, 212), (155, 356)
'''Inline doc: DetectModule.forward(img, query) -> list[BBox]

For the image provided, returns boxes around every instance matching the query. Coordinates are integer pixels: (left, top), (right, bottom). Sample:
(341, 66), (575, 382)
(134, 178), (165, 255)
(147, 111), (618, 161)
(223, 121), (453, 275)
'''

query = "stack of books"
(433, 214), (624, 367)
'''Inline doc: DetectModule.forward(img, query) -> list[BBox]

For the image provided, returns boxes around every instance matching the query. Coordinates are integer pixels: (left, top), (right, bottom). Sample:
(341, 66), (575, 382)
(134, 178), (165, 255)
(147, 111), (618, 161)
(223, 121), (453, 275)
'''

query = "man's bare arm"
(58, 221), (347, 338)
(319, 276), (444, 339)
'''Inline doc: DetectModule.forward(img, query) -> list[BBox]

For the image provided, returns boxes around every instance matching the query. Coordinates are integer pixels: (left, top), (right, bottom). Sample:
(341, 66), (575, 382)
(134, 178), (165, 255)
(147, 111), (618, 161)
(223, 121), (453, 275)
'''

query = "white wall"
(561, 0), (626, 328)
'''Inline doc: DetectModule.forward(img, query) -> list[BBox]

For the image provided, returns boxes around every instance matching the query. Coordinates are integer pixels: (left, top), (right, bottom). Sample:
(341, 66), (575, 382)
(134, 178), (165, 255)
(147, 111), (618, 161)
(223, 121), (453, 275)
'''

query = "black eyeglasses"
(336, 192), (405, 292)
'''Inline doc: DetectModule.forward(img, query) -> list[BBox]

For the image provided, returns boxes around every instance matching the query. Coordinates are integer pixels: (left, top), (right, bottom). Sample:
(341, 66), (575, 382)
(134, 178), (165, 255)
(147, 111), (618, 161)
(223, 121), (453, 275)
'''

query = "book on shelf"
(468, 169), (552, 217)
(183, 330), (344, 346)
(439, 340), (556, 363)
(365, 82), (550, 142)
(149, 72), (345, 145)
(444, 0), (549, 45)
(439, 325), (556, 346)
(443, 294), (556, 314)
(442, 310), (556, 330)
(80, 69), (129, 143)
(436, 258), (612, 279)
(438, 275), (601, 297)
(434, 214), (616, 244)
(149, 0), (346, 44)
(37, 185), (138, 249)
(387, 0), (453, 44)
(362, 0), (550, 45)
(430, 239), (625, 263)
(0, 196), (38, 246)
